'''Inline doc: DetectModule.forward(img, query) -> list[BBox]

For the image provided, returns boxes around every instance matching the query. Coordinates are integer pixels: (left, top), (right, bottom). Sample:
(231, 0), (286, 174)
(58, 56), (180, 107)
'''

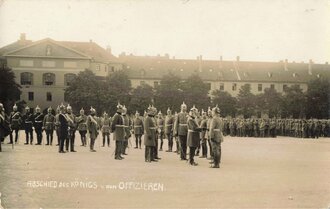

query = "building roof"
(119, 54), (330, 83)
(0, 40), (33, 56)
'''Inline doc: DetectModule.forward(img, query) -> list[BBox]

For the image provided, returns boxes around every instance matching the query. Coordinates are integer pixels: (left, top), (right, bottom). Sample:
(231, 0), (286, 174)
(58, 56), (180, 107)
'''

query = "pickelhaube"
(47, 106), (52, 112)
(212, 105), (220, 114)
(67, 104), (72, 110)
(13, 103), (17, 110)
(80, 108), (84, 114)
(181, 101), (187, 109)
(35, 105), (40, 110)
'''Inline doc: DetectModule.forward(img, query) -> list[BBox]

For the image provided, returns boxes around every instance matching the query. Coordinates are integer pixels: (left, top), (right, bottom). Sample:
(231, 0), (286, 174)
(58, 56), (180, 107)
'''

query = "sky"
(0, 0), (329, 63)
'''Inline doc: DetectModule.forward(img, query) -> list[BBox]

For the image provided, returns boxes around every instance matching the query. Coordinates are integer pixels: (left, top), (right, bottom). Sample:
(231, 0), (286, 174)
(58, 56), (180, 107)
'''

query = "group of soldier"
(221, 118), (330, 138)
(0, 102), (224, 168)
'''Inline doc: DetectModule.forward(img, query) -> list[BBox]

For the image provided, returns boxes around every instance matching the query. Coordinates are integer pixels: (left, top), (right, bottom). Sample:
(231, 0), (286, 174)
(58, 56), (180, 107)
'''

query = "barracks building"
(1, 34), (330, 109)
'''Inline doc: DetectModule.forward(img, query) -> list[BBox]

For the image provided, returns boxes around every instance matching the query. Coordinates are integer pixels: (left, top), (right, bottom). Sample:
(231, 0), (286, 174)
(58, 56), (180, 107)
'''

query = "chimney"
(172, 56), (175, 59)
(89, 39), (93, 43)
(198, 55), (202, 72)
(284, 59), (288, 71)
(20, 33), (26, 41)
(219, 56), (223, 69)
(236, 56), (240, 62)
(325, 62), (329, 65)
(308, 59), (313, 75)
(220, 56), (223, 62)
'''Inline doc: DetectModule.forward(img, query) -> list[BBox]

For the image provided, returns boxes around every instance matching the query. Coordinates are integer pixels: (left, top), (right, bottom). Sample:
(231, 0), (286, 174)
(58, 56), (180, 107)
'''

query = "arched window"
(43, 73), (55, 85)
(64, 73), (76, 86)
(20, 72), (33, 85)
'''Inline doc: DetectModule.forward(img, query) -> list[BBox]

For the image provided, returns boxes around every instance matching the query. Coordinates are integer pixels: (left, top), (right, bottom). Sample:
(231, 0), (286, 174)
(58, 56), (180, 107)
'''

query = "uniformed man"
(209, 106), (224, 168)
(0, 103), (7, 151)
(187, 106), (202, 166)
(164, 108), (174, 152)
(9, 104), (22, 144)
(58, 104), (68, 153)
(87, 107), (98, 152)
(33, 105), (44, 145)
(199, 110), (208, 158)
(174, 102), (188, 161)
(157, 111), (165, 151)
(76, 108), (88, 146)
(101, 112), (111, 147)
(122, 105), (131, 155)
(144, 105), (157, 162)
(43, 107), (55, 145)
(66, 104), (76, 152)
(54, 106), (61, 146)
(133, 111), (144, 149)
(111, 103), (125, 160)
(206, 107), (213, 160)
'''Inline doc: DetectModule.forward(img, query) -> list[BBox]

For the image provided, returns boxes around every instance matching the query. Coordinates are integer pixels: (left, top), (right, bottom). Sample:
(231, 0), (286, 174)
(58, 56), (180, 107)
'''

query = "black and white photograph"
(0, 0), (329, 208)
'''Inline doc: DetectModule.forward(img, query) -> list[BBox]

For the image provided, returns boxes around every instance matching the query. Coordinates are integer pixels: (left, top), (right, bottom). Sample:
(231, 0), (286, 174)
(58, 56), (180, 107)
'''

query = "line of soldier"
(221, 118), (330, 138)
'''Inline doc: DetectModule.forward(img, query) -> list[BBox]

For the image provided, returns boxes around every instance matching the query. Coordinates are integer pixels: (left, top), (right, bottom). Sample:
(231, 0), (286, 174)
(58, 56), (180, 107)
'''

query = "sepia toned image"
(0, 0), (329, 208)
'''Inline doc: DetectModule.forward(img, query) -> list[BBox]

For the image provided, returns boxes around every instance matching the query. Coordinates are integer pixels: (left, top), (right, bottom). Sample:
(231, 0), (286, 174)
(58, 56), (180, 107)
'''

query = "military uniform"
(174, 109), (188, 160)
(58, 107), (68, 153)
(144, 111), (157, 162)
(33, 108), (44, 145)
(43, 110), (55, 145)
(101, 114), (111, 147)
(209, 107), (223, 168)
(164, 111), (174, 152)
(133, 114), (144, 149)
(122, 113), (131, 155)
(87, 109), (98, 152)
(22, 108), (34, 145)
(76, 111), (88, 146)
(66, 111), (76, 152)
(111, 106), (125, 160)
(187, 110), (201, 166)
(199, 115), (208, 158)
(9, 108), (22, 144)
(157, 113), (165, 151)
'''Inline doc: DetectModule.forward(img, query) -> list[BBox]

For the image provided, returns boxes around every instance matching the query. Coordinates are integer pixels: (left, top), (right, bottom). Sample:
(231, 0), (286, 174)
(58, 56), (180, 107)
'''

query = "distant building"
(1, 34), (330, 109)
(0, 34), (122, 109)
(119, 54), (330, 97)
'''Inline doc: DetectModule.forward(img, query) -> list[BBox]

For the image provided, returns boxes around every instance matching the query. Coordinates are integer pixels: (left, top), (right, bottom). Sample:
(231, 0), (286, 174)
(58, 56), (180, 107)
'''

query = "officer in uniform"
(111, 103), (125, 160)
(187, 106), (202, 166)
(33, 106), (44, 145)
(122, 105), (131, 155)
(54, 106), (61, 146)
(9, 104), (22, 144)
(0, 103), (8, 151)
(164, 108), (174, 152)
(174, 102), (188, 161)
(157, 111), (165, 151)
(133, 111), (144, 149)
(22, 106), (32, 145)
(101, 112), (111, 147)
(144, 105), (157, 162)
(206, 107), (213, 160)
(66, 104), (76, 152)
(43, 107), (55, 145)
(199, 110), (208, 158)
(87, 107), (98, 152)
(209, 106), (224, 168)
(76, 108), (88, 146)
(58, 104), (69, 153)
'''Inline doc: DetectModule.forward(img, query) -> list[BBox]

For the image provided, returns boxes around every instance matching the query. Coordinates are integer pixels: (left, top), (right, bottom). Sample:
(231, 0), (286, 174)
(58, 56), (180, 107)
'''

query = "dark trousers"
(10, 129), (19, 143)
(159, 134), (164, 150)
(59, 133), (67, 152)
(179, 135), (187, 160)
(145, 146), (154, 162)
(175, 136), (180, 153)
(189, 147), (197, 164)
(207, 138), (213, 158)
(211, 139), (221, 166)
(45, 130), (53, 145)
(25, 128), (33, 144)
(90, 138), (95, 150)
(121, 140), (128, 154)
(35, 128), (43, 144)
(115, 141), (122, 158)
(103, 133), (110, 146)
(154, 137), (159, 158)
(135, 134), (142, 148)
(201, 139), (207, 157)
(79, 130), (87, 146)
(167, 134), (173, 151)
(56, 129), (60, 145)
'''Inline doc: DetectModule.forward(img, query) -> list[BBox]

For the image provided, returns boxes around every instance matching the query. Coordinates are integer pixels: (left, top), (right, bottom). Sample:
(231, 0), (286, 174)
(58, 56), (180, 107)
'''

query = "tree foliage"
(281, 85), (307, 118)
(236, 84), (256, 118)
(128, 84), (154, 115)
(306, 78), (330, 119)
(257, 88), (283, 118)
(211, 90), (237, 117)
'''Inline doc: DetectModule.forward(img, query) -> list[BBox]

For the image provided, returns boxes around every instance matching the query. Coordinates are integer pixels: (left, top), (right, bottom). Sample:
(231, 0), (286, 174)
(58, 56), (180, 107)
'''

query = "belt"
(103, 125), (109, 127)
(213, 129), (221, 131)
(12, 119), (20, 121)
(46, 122), (53, 124)
(149, 127), (156, 129)
(188, 129), (196, 132)
(134, 125), (142, 128)
(165, 124), (173, 126)
(25, 121), (32, 123)
(115, 125), (125, 128)
(179, 124), (187, 126)
(158, 125), (163, 127)
(35, 121), (42, 123)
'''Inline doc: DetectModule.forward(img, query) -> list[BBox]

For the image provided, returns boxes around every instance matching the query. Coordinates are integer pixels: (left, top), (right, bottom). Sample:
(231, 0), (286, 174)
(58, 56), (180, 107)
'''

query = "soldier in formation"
(43, 107), (55, 145)
(133, 111), (144, 149)
(76, 108), (88, 146)
(9, 104), (22, 144)
(174, 102), (188, 161)
(111, 103), (125, 160)
(101, 112), (111, 147)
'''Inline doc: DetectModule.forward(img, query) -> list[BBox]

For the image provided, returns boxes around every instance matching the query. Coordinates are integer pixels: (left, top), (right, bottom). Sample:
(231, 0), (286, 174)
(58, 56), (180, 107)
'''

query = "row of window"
(27, 92), (52, 102)
(20, 72), (76, 86)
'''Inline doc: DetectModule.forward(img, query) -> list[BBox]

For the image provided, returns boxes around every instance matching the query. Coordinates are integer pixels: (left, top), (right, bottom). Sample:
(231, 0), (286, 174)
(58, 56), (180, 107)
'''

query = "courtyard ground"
(0, 132), (329, 208)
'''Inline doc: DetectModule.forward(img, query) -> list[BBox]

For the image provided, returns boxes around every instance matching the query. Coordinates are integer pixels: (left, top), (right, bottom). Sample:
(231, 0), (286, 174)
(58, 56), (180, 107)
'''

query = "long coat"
(87, 115), (98, 139)
(164, 115), (174, 135)
(133, 117), (144, 135)
(111, 113), (125, 141)
(174, 112), (188, 136)
(10, 111), (22, 130)
(209, 116), (224, 143)
(76, 114), (88, 131)
(43, 113), (55, 131)
(144, 115), (156, 147)
(187, 116), (201, 147)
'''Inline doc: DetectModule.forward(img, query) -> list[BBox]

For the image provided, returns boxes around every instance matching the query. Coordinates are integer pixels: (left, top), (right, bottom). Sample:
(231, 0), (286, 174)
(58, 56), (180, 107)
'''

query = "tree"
(236, 84), (256, 118)
(257, 88), (283, 118)
(306, 78), (330, 119)
(128, 84), (154, 115)
(154, 72), (183, 113)
(281, 85), (307, 118)
(104, 70), (132, 115)
(64, 69), (103, 114)
(181, 74), (211, 110)
(0, 65), (22, 113)
(211, 90), (237, 117)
